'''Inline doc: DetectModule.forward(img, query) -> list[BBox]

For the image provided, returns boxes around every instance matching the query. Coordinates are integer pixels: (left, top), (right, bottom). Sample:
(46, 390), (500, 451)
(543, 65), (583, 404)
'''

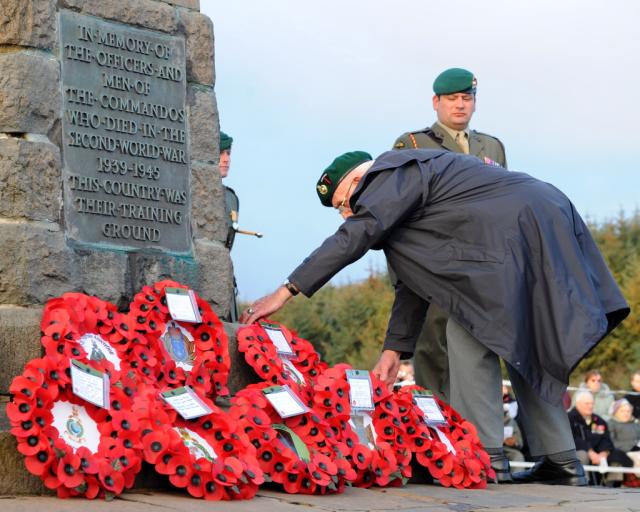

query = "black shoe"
(512, 457), (588, 486)
(490, 453), (513, 483)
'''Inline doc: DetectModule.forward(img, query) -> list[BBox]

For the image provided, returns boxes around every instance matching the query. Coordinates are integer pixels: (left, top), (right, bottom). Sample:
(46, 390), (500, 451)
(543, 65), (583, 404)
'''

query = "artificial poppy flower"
(168, 456), (194, 488)
(98, 460), (126, 495)
(24, 449), (54, 476)
(202, 477), (226, 500)
(76, 446), (100, 475)
(57, 451), (83, 488)
(142, 430), (170, 464)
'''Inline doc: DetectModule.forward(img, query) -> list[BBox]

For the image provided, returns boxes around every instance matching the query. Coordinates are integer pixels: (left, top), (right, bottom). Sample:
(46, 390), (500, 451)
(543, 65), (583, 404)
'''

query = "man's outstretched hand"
(239, 286), (292, 324)
(372, 349), (402, 390)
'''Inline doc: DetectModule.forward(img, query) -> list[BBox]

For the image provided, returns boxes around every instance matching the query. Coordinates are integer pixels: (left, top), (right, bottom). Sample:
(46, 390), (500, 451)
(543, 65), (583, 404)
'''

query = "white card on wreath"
(161, 386), (213, 420)
(413, 394), (447, 426)
(165, 287), (202, 323)
(263, 385), (308, 418)
(70, 359), (110, 409)
(346, 369), (375, 411)
(261, 324), (295, 356)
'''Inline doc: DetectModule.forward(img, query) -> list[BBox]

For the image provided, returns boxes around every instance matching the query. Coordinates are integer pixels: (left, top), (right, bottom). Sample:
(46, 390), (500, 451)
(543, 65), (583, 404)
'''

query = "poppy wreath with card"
(6, 356), (147, 500)
(395, 385), (494, 489)
(136, 390), (264, 500)
(40, 293), (155, 386)
(311, 364), (411, 488)
(236, 320), (326, 389)
(129, 280), (231, 397)
(229, 382), (355, 494)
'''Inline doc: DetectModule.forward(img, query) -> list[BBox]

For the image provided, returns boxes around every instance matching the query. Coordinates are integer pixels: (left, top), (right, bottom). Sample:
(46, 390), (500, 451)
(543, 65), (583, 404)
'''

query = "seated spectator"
(395, 361), (415, 387)
(608, 399), (640, 464)
(569, 390), (633, 486)
(502, 384), (518, 419)
(624, 370), (640, 420)
(572, 370), (615, 420)
(503, 405), (525, 462)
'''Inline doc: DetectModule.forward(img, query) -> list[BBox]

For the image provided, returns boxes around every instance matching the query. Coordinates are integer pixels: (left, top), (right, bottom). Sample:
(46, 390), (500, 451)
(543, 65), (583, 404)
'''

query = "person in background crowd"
(625, 370), (640, 419)
(503, 404), (525, 462)
(395, 360), (415, 387)
(572, 370), (615, 420)
(608, 399), (640, 467)
(503, 384), (519, 419)
(219, 131), (240, 322)
(391, 67), (508, 407)
(569, 391), (633, 486)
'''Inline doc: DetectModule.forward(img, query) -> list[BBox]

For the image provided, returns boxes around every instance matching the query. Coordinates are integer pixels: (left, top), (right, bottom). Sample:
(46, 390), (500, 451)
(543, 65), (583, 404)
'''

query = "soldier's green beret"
(316, 151), (372, 207)
(220, 131), (233, 151)
(433, 68), (477, 95)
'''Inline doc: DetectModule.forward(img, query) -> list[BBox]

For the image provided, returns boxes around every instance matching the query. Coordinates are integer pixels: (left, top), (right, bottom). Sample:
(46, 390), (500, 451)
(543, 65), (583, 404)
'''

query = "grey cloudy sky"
(200, 0), (640, 301)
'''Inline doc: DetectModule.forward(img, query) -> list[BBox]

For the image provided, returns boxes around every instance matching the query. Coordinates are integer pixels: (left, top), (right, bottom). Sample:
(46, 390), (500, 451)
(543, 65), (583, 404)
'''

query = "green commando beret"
(316, 151), (373, 207)
(433, 68), (477, 95)
(220, 131), (233, 151)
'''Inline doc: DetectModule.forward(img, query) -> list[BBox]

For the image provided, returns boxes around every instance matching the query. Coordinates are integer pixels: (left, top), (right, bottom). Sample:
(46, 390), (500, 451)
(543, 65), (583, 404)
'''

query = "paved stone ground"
(1, 484), (638, 512)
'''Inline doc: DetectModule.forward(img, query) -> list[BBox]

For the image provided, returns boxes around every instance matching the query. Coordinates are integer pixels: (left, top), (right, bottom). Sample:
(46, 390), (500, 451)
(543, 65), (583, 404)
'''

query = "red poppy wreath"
(229, 382), (355, 494)
(236, 320), (326, 389)
(311, 364), (412, 488)
(395, 385), (494, 489)
(7, 357), (148, 499)
(129, 280), (230, 398)
(135, 390), (264, 500)
(40, 293), (156, 387)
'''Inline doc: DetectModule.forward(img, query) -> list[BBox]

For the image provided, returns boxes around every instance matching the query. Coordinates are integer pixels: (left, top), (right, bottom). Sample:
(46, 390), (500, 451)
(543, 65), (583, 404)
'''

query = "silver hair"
(574, 390), (594, 404)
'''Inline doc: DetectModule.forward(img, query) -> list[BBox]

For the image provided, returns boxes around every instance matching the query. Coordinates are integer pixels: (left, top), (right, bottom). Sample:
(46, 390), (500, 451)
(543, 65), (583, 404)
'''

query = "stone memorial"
(0, 0), (253, 494)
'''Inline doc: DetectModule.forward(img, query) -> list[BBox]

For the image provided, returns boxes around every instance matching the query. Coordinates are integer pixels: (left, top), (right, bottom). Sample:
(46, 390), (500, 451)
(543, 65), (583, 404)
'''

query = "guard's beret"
(220, 131), (233, 151)
(316, 151), (372, 207)
(433, 68), (477, 95)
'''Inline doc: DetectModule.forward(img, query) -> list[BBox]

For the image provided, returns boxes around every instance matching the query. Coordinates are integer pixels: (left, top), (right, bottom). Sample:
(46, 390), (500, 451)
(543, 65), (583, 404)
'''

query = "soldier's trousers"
(447, 319), (575, 455)
(413, 302), (450, 402)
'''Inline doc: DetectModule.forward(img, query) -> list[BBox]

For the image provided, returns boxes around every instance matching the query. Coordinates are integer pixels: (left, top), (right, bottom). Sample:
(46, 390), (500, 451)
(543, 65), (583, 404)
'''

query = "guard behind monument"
(220, 131), (240, 321)
(391, 68), (507, 407)
(219, 131), (263, 322)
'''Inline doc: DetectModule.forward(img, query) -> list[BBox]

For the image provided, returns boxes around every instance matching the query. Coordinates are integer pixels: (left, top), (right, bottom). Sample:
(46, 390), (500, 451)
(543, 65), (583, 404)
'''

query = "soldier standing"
(220, 131), (240, 322)
(391, 68), (506, 408)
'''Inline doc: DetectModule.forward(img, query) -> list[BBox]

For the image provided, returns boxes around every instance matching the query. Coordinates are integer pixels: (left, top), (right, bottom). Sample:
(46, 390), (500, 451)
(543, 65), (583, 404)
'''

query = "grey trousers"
(413, 302), (450, 402)
(447, 319), (575, 456)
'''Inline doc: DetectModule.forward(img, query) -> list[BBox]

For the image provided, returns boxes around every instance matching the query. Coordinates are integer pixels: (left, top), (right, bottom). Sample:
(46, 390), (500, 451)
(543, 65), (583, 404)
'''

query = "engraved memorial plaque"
(59, 11), (191, 253)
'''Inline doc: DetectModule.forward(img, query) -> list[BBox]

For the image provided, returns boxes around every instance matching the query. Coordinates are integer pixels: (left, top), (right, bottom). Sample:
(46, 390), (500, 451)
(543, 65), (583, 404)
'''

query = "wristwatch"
(283, 279), (300, 296)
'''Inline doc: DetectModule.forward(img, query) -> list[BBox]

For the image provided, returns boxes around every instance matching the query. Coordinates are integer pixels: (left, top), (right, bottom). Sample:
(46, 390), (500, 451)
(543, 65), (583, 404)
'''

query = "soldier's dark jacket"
(394, 122), (507, 168)
(288, 149), (629, 405)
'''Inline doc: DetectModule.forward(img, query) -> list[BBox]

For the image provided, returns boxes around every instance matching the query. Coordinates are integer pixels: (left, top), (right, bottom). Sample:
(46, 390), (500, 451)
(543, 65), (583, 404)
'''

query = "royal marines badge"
(174, 426), (218, 462)
(317, 184), (328, 196)
(65, 405), (86, 445)
(394, 141), (405, 149)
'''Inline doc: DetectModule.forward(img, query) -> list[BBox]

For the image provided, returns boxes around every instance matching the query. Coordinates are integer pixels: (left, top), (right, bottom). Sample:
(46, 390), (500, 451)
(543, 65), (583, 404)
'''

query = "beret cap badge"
(315, 151), (373, 207)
